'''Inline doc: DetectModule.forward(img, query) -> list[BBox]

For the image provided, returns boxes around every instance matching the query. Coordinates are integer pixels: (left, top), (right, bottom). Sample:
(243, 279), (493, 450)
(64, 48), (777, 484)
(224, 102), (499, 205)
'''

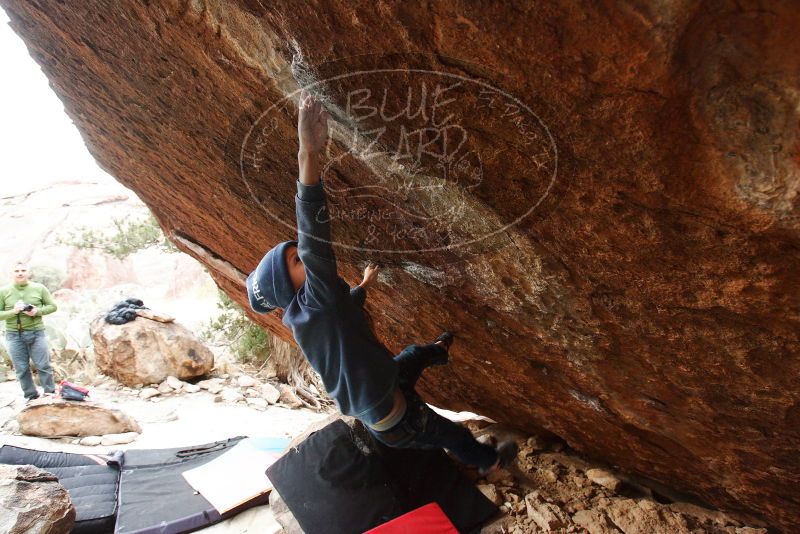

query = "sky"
(0, 7), (116, 196)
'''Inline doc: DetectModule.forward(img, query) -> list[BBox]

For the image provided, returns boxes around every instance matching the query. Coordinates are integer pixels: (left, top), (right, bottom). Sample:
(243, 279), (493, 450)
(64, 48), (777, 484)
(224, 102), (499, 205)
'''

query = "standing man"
(0, 262), (57, 401)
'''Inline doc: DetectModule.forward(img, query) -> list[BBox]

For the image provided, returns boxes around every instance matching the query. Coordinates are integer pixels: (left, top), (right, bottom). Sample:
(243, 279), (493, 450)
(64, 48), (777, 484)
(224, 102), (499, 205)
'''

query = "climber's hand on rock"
(360, 262), (380, 288)
(298, 89), (329, 154)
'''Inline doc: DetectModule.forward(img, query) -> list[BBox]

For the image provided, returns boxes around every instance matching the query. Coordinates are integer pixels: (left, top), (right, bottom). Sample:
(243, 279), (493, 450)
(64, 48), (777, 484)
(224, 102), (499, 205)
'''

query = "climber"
(245, 90), (518, 474)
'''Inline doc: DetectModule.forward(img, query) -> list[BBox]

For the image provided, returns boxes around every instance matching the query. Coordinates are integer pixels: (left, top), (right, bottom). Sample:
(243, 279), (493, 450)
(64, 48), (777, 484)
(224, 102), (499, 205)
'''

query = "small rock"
(542, 467), (558, 484)
(157, 381), (173, 394)
(214, 394), (223, 403)
(183, 383), (200, 393)
(478, 483), (502, 505)
(100, 432), (140, 445)
(245, 388), (261, 398)
(197, 378), (221, 390)
(140, 388), (160, 400)
(79, 435), (102, 446)
(261, 383), (281, 404)
(526, 493), (570, 532)
(208, 383), (224, 394)
(165, 376), (183, 391)
(586, 468), (622, 493)
(572, 501), (587, 512)
(71, 439), (80, 445)
(221, 388), (244, 403)
(237, 375), (258, 388)
(247, 398), (268, 410)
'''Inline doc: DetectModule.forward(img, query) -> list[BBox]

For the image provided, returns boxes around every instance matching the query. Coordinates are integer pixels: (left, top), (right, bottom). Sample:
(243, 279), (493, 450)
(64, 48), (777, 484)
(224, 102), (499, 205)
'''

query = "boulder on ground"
(90, 314), (214, 386)
(16, 399), (141, 437)
(0, 464), (75, 534)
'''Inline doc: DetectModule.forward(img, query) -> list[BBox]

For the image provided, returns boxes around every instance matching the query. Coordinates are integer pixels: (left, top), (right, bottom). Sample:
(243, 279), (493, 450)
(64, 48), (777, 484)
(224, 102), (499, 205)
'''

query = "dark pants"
(368, 343), (498, 470)
(5, 330), (55, 399)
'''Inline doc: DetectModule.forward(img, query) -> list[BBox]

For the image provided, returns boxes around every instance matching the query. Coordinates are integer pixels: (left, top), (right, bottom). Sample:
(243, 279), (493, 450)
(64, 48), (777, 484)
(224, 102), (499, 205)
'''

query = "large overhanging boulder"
(1, 1), (797, 530)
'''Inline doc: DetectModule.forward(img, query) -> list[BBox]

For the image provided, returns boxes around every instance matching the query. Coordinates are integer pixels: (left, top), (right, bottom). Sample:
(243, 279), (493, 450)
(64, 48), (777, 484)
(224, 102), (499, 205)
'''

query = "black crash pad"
(115, 436), (249, 534)
(266, 419), (498, 534)
(0, 444), (120, 534)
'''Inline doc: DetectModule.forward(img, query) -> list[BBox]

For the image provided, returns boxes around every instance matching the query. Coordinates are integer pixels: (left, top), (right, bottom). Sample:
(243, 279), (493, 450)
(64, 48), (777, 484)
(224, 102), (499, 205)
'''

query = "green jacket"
(0, 281), (58, 332)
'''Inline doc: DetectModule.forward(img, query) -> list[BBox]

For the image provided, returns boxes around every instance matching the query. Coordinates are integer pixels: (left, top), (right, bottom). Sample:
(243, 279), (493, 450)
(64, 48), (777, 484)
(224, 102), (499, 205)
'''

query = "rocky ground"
(467, 424), (769, 534)
(0, 371), (328, 452)
(0, 369), (771, 534)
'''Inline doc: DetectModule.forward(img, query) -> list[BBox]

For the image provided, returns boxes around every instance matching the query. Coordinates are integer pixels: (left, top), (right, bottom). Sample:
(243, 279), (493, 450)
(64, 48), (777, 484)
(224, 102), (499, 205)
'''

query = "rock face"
(16, 399), (141, 437)
(0, 464), (75, 534)
(89, 315), (214, 386)
(2, 1), (798, 530)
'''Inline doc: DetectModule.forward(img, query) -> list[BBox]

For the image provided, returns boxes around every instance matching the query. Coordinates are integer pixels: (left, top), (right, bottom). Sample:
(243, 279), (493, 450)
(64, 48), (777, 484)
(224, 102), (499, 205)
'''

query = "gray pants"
(5, 330), (55, 399)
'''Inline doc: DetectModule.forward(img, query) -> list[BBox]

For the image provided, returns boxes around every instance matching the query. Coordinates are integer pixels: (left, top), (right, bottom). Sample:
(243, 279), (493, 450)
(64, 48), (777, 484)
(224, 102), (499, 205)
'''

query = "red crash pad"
(364, 502), (458, 534)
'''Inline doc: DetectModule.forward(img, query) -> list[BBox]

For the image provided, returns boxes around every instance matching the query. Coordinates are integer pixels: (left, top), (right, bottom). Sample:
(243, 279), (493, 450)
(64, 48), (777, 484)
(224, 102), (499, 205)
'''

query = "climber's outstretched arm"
(295, 90), (341, 304)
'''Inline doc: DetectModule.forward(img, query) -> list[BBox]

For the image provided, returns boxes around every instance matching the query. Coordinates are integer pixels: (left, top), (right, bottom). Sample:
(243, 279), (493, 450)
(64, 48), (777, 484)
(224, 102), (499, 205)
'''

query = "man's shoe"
(24, 396), (40, 405)
(431, 331), (454, 365)
(479, 440), (519, 476)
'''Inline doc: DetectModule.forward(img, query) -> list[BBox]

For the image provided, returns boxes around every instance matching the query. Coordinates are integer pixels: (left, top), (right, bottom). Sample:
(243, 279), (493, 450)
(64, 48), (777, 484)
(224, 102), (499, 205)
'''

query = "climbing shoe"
(431, 331), (454, 365)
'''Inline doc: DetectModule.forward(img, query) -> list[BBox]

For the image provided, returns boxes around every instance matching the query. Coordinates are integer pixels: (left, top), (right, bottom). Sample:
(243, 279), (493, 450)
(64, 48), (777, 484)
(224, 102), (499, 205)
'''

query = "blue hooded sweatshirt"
(247, 179), (398, 424)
